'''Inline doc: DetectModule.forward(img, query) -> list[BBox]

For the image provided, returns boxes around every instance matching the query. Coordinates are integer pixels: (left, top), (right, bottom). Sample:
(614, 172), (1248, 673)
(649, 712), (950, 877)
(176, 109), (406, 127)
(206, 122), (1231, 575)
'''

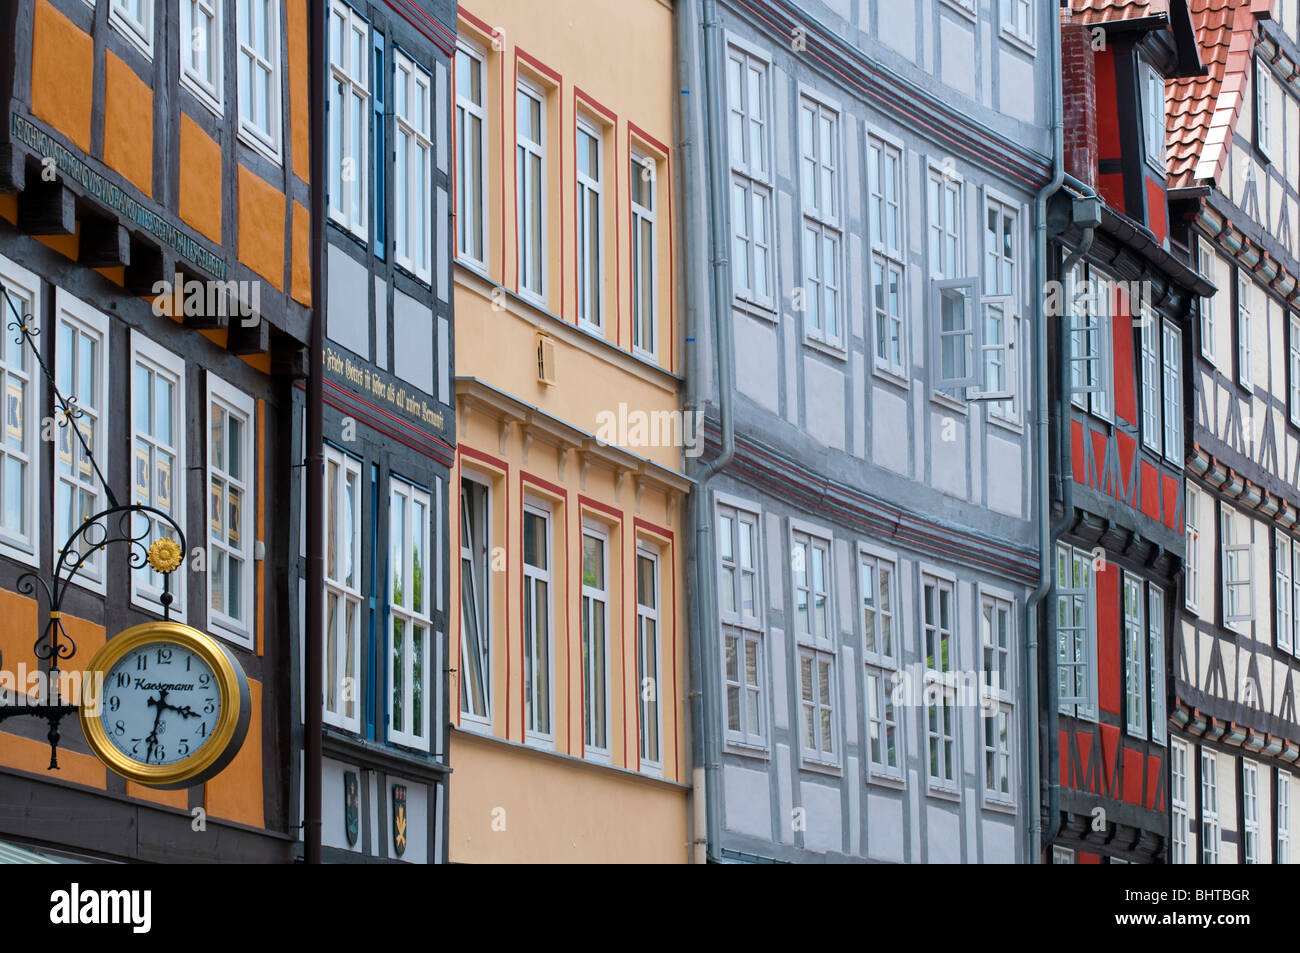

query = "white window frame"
(328, 0), (369, 240)
(455, 39), (489, 270)
(110, 0), (153, 59)
(1068, 263), (1114, 421)
(1198, 236), (1216, 363)
(388, 477), (432, 750)
(792, 524), (837, 769)
(1202, 748), (1220, 863)
(798, 91), (842, 349)
(236, 0), (282, 162)
(180, 0), (224, 114)
(928, 167), (962, 280)
(1186, 484), (1200, 611)
(999, 0), (1033, 45)
(1148, 584), (1166, 744)
(1052, 846), (1075, 864)
(1278, 772), (1291, 864)
(1140, 305), (1161, 449)
(581, 522), (612, 761)
(797, 645), (838, 768)
(1243, 759), (1261, 864)
(458, 472), (492, 728)
(129, 331), (186, 620)
(1221, 503), (1254, 626)
(981, 589), (1016, 804)
(982, 195), (1020, 421)
(522, 498), (554, 747)
(802, 220), (843, 349)
(718, 499), (766, 751)
(1290, 314), (1300, 427)
(860, 545), (901, 780)
(630, 150), (658, 360)
(1162, 320), (1183, 465)
(515, 77), (546, 304)
(322, 444), (363, 733)
(922, 570), (958, 791)
(636, 543), (663, 773)
(726, 40), (774, 312)
(868, 133), (906, 378)
(1171, 738), (1191, 863)
(54, 291), (110, 595)
(790, 528), (833, 650)
(1256, 59), (1276, 162)
(1276, 531), (1297, 655)
(1237, 269), (1253, 391)
(0, 255), (41, 566)
(1057, 543), (1099, 721)
(206, 373), (255, 646)
(575, 116), (605, 334)
(1122, 572), (1146, 740)
(394, 49), (433, 282)
(1142, 61), (1166, 172)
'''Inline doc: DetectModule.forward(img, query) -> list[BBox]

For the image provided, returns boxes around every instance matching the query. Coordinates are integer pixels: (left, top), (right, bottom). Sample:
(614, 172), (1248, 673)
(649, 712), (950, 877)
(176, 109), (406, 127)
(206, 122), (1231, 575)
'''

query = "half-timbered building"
(1166, 0), (1300, 864)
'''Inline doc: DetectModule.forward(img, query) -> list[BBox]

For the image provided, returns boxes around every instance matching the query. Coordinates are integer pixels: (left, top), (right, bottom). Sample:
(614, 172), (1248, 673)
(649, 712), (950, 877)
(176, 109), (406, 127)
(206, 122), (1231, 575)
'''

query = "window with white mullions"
(1186, 485), (1201, 611)
(328, 0), (369, 240)
(523, 502), (553, 743)
(798, 648), (837, 765)
(1221, 504), (1253, 626)
(516, 80), (545, 301)
(576, 119), (604, 332)
(1290, 314), (1300, 426)
(1056, 543), (1097, 720)
(1000, 0), (1033, 43)
(130, 333), (186, 617)
(983, 199), (1018, 416)
(1162, 320), (1183, 463)
(1171, 739), (1191, 863)
(581, 527), (610, 758)
(1198, 236), (1216, 363)
(928, 171), (961, 279)
(1274, 531), (1300, 656)
(237, 0), (282, 160)
(861, 551), (900, 777)
(323, 446), (362, 732)
(1243, 760), (1261, 864)
(180, 0), (223, 111)
(922, 574), (956, 787)
(726, 44), (773, 309)
(802, 222), (841, 346)
(981, 593), (1014, 801)
(723, 627), (765, 749)
(455, 42), (488, 267)
(1278, 773), (1291, 864)
(110, 0), (153, 58)
(1256, 60), (1277, 161)
(1140, 305), (1161, 449)
(1067, 263), (1113, 420)
(730, 174), (773, 310)
(0, 257), (40, 563)
(1148, 584), (1166, 744)
(388, 478), (431, 750)
(1142, 63), (1166, 171)
(799, 95), (841, 347)
(719, 502), (765, 750)
(1201, 749), (1220, 863)
(630, 152), (657, 359)
(394, 51), (432, 281)
(791, 531), (832, 647)
(1123, 573), (1146, 739)
(932, 278), (978, 391)
(637, 547), (662, 769)
(868, 137), (905, 375)
(1237, 269), (1253, 391)
(207, 375), (254, 644)
(872, 257), (905, 377)
(459, 476), (491, 724)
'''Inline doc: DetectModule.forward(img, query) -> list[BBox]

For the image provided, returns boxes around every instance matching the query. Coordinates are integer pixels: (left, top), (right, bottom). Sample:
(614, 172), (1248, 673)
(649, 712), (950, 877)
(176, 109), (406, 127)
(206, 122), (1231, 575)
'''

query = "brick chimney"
(1061, 23), (1098, 189)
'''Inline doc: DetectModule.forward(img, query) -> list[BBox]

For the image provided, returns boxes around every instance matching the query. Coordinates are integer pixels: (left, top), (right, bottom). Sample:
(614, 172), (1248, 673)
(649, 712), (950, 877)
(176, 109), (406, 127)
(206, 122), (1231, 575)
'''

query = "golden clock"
(79, 621), (251, 789)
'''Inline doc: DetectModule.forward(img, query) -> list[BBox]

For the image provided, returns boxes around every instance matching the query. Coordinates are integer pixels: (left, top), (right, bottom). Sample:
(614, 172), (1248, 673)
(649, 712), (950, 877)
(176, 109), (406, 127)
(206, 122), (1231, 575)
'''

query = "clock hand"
(144, 690), (167, 764)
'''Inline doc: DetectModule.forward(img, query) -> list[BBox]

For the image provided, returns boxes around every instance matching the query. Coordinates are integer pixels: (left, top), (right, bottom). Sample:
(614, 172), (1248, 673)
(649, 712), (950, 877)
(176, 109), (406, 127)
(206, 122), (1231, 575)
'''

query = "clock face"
(101, 642), (222, 767)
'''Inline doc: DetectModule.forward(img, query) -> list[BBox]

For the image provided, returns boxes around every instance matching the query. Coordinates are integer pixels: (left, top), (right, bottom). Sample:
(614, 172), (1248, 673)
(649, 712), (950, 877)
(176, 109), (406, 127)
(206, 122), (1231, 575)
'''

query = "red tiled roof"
(1167, 0), (1270, 188)
(1065, 0), (1170, 26)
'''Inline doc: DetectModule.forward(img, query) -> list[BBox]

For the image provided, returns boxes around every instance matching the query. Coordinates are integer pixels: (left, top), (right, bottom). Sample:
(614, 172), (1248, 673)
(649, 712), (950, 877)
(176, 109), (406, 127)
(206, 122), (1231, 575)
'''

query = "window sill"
(457, 713), (494, 735)
(981, 793), (1017, 815)
(238, 125), (283, 167)
(930, 390), (969, 416)
(724, 739), (770, 760)
(208, 618), (254, 652)
(867, 769), (905, 790)
(803, 334), (848, 362)
(985, 408), (1024, 436)
(939, 0), (977, 24)
(800, 756), (843, 778)
(871, 364), (910, 392)
(925, 783), (961, 803)
(180, 75), (224, 120)
(733, 296), (778, 324)
(998, 29), (1036, 57)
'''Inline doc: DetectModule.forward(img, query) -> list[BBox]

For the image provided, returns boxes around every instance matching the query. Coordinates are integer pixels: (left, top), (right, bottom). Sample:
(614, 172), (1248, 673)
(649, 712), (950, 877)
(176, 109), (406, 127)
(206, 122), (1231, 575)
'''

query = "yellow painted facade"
(450, 0), (691, 862)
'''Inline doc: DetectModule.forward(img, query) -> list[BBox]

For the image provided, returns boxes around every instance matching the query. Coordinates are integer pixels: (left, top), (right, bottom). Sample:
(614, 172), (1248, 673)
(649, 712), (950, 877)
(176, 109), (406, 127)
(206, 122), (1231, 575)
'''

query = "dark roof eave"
(1098, 204), (1215, 296)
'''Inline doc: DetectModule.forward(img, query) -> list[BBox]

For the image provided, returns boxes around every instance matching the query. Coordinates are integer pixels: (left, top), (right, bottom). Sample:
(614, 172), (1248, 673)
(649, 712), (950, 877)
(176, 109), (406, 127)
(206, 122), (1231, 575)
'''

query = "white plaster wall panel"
(773, 65), (792, 182)
(834, 537), (853, 636)
(724, 762), (773, 839)
(435, 60), (448, 173)
(908, 769), (921, 860)
(437, 187), (449, 303)
(322, 757), (362, 852)
(770, 625), (790, 732)
(801, 779), (843, 854)
(926, 801), (960, 862)
(368, 770), (379, 857)
(987, 432), (1023, 517)
(852, 351), (865, 458)
(940, 14), (975, 99)
(878, 1), (915, 64)
(805, 356), (845, 451)
(776, 744), (794, 844)
(438, 316), (449, 405)
(871, 385), (910, 475)
(736, 310), (780, 413)
(841, 644), (858, 748)
(849, 231), (865, 342)
(981, 815), (1015, 863)
(930, 407), (968, 499)
(767, 512), (784, 615)
(867, 787), (905, 862)
(393, 290), (435, 394)
(969, 410), (983, 504)
(391, 779), (428, 864)
(998, 50), (1035, 123)
(374, 275), (388, 370)
(847, 754), (861, 851)
(327, 244), (370, 358)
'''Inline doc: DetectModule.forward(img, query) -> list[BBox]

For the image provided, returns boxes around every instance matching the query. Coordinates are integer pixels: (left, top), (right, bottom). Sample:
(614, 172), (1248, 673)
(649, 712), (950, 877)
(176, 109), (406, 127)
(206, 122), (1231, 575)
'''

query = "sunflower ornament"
(145, 537), (183, 574)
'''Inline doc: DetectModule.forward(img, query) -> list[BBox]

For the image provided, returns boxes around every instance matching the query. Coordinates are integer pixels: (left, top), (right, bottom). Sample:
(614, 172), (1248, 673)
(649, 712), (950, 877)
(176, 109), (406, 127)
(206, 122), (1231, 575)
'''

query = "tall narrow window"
(180, 0), (223, 111)
(981, 593), (1014, 801)
(1256, 60), (1276, 161)
(1162, 321), (1183, 463)
(110, 0), (153, 58)
(1171, 738), (1190, 863)
(207, 375), (254, 645)
(581, 527), (610, 758)
(323, 446), (362, 732)
(1140, 305), (1161, 449)
(1243, 760), (1260, 864)
(861, 551), (900, 778)
(388, 478), (431, 749)
(460, 477), (492, 724)
(928, 170), (961, 279)
(1186, 484), (1200, 611)
(791, 531), (831, 644)
(719, 503), (765, 749)
(516, 80), (545, 301)
(1222, 504), (1253, 625)
(55, 293), (109, 590)
(1123, 573), (1146, 739)
(982, 199), (1018, 418)
(1238, 270), (1253, 390)
(637, 547), (661, 769)
(1056, 543), (1097, 719)
(1290, 314), (1300, 426)
(523, 502), (553, 743)
(455, 41), (488, 267)
(868, 135), (905, 376)
(394, 51), (432, 281)
(1198, 236), (1215, 362)
(131, 333), (185, 616)
(1279, 773), (1291, 864)
(1000, 0), (1033, 43)
(1201, 749), (1220, 864)
(726, 45), (773, 309)
(1142, 62), (1166, 170)
(1068, 264), (1113, 420)
(631, 152), (658, 358)
(923, 574), (956, 788)
(1148, 585), (1166, 744)
(798, 646), (837, 765)
(237, 0), (281, 160)
(793, 529), (836, 766)
(576, 119), (603, 331)
(0, 256), (40, 563)
(372, 32), (386, 259)
(328, 1), (369, 239)
(799, 95), (841, 347)
(1277, 532), (1294, 654)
